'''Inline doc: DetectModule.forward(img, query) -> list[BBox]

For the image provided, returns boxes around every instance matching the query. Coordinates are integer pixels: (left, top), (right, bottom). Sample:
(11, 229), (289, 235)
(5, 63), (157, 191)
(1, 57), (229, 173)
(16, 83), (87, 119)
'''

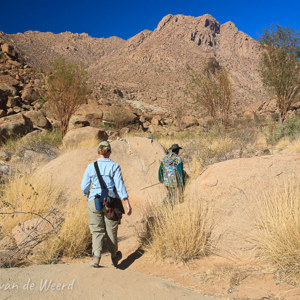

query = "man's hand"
(123, 198), (132, 216)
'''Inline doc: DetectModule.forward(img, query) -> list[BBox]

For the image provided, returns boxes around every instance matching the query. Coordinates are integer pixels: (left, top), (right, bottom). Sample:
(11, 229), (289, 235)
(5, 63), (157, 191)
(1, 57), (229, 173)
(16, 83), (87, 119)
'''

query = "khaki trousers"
(88, 199), (119, 258)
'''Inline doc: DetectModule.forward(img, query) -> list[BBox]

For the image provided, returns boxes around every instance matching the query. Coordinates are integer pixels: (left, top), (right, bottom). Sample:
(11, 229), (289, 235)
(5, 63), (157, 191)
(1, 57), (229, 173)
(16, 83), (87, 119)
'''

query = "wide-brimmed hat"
(169, 144), (182, 151)
(98, 140), (111, 151)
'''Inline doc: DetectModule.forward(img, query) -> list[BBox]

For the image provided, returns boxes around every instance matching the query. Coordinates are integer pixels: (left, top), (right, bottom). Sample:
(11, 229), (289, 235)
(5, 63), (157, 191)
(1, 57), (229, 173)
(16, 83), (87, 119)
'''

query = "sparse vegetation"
(137, 196), (213, 262)
(259, 24), (300, 125)
(0, 168), (64, 234)
(32, 197), (90, 263)
(42, 58), (89, 138)
(187, 58), (233, 129)
(266, 113), (300, 145)
(0, 167), (91, 266)
(254, 179), (300, 281)
(0, 130), (62, 158)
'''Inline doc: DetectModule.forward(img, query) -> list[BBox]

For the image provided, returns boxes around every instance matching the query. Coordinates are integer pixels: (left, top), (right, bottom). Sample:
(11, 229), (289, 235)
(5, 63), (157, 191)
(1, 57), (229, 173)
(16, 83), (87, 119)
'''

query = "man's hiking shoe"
(90, 256), (100, 268)
(111, 251), (122, 267)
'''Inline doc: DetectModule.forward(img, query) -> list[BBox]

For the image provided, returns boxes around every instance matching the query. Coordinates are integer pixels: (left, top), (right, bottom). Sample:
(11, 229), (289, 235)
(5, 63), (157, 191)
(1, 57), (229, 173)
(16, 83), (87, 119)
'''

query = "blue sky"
(0, 0), (299, 40)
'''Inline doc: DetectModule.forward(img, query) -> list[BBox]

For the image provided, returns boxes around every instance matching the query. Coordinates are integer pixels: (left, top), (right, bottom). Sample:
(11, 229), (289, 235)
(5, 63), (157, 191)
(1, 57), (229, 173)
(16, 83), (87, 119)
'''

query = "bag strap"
(94, 161), (107, 190)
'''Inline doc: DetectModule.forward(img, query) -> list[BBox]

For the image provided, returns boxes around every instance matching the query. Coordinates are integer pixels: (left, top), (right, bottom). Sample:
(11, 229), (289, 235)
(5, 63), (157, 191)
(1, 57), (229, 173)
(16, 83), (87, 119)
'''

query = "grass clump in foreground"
(137, 197), (213, 262)
(0, 168), (90, 266)
(255, 179), (300, 282)
(33, 197), (90, 264)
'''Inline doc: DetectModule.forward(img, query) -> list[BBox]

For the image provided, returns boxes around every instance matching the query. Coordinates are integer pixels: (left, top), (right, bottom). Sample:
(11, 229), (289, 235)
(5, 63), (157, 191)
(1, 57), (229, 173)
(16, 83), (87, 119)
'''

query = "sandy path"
(0, 263), (214, 300)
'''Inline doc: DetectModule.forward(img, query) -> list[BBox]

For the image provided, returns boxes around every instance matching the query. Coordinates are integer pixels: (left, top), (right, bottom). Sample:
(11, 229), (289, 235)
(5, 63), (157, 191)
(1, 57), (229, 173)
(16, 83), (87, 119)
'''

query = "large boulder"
(21, 85), (39, 104)
(23, 110), (52, 129)
(1, 43), (17, 59)
(12, 216), (60, 249)
(0, 113), (33, 144)
(101, 105), (138, 127)
(186, 154), (300, 260)
(0, 83), (15, 108)
(36, 137), (166, 205)
(69, 103), (104, 130)
(62, 126), (108, 148)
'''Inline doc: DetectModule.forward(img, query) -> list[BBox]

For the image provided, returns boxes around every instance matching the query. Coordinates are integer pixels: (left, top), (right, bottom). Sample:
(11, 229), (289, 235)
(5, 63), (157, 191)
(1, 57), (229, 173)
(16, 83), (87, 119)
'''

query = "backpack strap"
(94, 161), (107, 190)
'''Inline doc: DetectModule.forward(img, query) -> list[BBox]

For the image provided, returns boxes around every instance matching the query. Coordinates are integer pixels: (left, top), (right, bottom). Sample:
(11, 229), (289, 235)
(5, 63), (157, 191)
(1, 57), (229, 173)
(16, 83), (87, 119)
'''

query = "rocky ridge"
(1, 14), (270, 117)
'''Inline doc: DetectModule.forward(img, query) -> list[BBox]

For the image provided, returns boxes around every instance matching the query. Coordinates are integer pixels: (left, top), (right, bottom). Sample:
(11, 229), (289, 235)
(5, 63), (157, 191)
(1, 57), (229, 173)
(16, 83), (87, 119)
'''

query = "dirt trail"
(0, 263), (213, 300)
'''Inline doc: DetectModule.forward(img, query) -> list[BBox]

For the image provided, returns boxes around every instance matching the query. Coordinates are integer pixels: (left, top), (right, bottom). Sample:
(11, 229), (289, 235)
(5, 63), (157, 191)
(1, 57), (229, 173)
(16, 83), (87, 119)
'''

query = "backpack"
(162, 153), (181, 187)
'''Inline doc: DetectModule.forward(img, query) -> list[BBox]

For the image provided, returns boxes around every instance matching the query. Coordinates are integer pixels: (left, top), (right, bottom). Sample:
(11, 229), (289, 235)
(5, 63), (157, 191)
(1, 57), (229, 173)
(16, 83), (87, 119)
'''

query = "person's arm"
(176, 162), (185, 186)
(122, 198), (132, 216)
(113, 165), (131, 215)
(158, 162), (164, 183)
(81, 165), (92, 196)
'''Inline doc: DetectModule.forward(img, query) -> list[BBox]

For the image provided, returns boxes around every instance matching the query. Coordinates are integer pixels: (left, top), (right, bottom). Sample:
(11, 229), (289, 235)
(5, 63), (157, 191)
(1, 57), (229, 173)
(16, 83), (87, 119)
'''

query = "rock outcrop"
(35, 137), (166, 204)
(186, 154), (300, 260)
(62, 126), (108, 148)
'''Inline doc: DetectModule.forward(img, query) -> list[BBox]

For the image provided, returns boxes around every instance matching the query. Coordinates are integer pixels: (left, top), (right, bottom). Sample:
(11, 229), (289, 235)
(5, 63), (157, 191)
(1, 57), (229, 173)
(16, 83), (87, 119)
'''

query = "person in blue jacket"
(81, 141), (132, 268)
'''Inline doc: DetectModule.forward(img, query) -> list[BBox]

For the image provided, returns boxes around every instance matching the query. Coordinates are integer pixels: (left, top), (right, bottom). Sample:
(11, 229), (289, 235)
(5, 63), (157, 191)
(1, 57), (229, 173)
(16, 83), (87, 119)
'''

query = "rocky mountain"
(0, 14), (269, 117)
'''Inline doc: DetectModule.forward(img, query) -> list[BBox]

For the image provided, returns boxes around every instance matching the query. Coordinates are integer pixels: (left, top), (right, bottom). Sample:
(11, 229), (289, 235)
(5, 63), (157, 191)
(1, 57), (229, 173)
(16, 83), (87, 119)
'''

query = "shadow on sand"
(118, 247), (144, 270)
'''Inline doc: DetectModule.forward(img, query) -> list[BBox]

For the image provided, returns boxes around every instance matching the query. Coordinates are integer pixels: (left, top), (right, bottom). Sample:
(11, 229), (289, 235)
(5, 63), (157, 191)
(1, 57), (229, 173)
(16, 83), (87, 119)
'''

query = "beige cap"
(98, 140), (111, 150)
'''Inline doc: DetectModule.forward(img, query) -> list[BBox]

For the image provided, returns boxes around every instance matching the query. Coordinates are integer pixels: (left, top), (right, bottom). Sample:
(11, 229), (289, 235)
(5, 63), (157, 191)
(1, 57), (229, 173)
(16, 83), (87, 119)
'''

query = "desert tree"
(259, 24), (300, 125)
(43, 58), (89, 138)
(187, 58), (233, 128)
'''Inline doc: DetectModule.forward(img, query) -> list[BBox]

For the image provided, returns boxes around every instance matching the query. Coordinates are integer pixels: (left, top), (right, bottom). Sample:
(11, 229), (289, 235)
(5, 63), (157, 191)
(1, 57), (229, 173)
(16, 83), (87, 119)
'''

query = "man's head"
(98, 140), (111, 157)
(168, 144), (182, 155)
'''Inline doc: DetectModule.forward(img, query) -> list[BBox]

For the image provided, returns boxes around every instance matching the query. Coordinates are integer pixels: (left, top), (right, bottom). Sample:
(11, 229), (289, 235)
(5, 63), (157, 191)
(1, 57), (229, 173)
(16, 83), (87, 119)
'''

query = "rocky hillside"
(0, 14), (269, 116)
(0, 41), (54, 144)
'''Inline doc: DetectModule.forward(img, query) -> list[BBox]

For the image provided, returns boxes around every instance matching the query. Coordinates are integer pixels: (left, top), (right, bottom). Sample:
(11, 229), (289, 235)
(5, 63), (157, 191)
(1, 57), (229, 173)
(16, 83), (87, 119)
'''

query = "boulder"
(6, 96), (21, 108)
(151, 117), (161, 126)
(62, 126), (108, 148)
(182, 116), (199, 128)
(0, 113), (33, 144)
(12, 216), (60, 250)
(68, 103), (103, 129)
(0, 83), (17, 108)
(68, 115), (93, 130)
(23, 150), (51, 164)
(35, 137), (166, 205)
(23, 110), (52, 129)
(187, 154), (300, 260)
(21, 85), (38, 103)
(101, 105), (138, 127)
(13, 107), (22, 113)
(119, 127), (130, 136)
(1, 44), (17, 59)
(0, 151), (11, 162)
(0, 163), (10, 180)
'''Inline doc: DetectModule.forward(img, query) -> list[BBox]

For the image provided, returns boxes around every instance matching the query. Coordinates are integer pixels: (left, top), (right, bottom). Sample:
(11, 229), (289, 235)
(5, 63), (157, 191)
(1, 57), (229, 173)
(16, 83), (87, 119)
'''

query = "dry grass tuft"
(291, 137), (300, 153)
(0, 168), (64, 233)
(0, 167), (90, 265)
(254, 179), (300, 281)
(137, 196), (213, 262)
(276, 137), (291, 151)
(33, 197), (90, 263)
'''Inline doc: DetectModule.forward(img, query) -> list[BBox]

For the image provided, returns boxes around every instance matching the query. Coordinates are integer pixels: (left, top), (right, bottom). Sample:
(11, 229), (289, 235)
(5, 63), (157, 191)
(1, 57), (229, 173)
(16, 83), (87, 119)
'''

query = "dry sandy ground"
(2, 217), (300, 300)
(0, 262), (213, 300)
(2, 250), (300, 300)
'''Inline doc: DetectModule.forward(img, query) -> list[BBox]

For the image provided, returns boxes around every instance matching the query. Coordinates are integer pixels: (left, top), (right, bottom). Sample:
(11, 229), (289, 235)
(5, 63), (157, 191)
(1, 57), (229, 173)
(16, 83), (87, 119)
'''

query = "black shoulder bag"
(94, 162), (125, 223)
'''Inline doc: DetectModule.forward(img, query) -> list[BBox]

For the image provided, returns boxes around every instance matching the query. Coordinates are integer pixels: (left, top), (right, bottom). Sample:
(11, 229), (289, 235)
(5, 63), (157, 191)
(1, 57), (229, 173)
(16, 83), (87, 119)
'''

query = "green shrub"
(266, 114), (300, 145)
